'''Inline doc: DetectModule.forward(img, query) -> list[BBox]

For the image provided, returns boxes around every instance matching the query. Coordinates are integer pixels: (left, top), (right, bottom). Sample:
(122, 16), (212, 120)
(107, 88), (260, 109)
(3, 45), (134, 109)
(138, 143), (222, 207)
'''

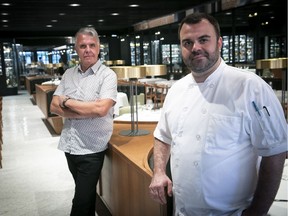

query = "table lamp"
(111, 66), (149, 136)
(141, 64), (167, 78)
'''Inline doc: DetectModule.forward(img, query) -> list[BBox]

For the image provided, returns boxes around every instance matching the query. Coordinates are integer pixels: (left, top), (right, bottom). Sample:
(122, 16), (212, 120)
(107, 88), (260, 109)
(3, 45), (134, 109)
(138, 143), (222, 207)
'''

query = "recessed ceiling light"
(98, 19), (104, 22)
(59, 13), (66, 16)
(1, 3), (11, 6)
(46, 25), (53, 28)
(51, 20), (58, 22)
(69, 3), (81, 7)
(111, 13), (119, 16)
(129, 4), (139, 7)
(2, 20), (8, 23)
(3, 25), (8, 27)
(1, 13), (9, 15)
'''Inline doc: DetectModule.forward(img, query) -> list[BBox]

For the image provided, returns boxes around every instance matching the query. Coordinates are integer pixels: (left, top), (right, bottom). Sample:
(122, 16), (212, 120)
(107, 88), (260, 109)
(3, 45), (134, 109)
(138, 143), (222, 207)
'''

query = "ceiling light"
(51, 20), (58, 22)
(2, 20), (8, 22)
(129, 4), (139, 7)
(98, 19), (104, 22)
(46, 25), (53, 28)
(111, 13), (119, 16)
(69, 3), (81, 7)
(1, 3), (11, 6)
(248, 12), (257, 18)
(1, 13), (9, 15)
(59, 13), (66, 16)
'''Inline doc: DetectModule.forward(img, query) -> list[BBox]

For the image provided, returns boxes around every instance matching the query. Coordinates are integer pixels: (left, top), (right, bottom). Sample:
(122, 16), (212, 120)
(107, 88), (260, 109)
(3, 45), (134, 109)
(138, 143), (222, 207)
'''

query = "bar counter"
(35, 84), (63, 134)
(100, 121), (287, 216)
(98, 122), (168, 216)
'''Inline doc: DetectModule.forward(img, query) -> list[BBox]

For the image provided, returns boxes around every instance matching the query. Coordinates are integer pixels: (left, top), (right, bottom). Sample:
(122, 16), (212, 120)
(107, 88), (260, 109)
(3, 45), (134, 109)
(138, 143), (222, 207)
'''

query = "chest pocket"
(206, 114), (242, 152)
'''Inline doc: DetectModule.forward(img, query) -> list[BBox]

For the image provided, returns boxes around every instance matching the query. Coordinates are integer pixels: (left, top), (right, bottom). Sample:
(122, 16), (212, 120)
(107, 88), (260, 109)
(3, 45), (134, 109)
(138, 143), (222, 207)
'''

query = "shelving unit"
(222, 35), (254, 64)
(0, 41), (18, 96)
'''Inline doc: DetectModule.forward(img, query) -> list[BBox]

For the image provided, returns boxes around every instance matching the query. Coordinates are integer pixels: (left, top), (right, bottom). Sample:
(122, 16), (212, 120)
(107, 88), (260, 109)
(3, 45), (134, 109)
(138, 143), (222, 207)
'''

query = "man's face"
(179, 19), (222, 75)
(75, 34), (100, 71)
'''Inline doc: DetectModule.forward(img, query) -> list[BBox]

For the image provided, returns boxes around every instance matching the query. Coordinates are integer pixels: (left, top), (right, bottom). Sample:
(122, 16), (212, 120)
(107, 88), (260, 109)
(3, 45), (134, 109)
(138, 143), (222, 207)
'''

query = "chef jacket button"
(196, 134), (201, 140)
(178, 131), (183, 137)
(193, 161), (198, 166)
(209, 84), (214, 88)
(201, 108), (207, 114)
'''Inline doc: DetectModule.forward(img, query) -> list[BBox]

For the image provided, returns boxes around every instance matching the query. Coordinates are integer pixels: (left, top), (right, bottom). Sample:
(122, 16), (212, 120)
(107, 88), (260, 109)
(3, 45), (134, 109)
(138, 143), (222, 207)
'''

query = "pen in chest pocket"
(252, 101), (261, 116)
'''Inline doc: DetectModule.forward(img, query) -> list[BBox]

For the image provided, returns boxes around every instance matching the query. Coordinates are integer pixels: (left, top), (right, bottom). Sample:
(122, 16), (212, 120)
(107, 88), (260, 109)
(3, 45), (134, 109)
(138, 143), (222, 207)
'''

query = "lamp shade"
(140, 65), (167, 76)
(110, 66), (146, 79)
(104, 60), (114, 66)
(113, 60), (125, 66)
(256, 58), (287, 69)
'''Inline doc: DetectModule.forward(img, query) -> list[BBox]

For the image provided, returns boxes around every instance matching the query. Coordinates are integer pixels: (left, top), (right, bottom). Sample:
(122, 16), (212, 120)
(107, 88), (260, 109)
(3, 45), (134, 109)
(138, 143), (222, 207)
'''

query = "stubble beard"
(184, 48), (220, 74)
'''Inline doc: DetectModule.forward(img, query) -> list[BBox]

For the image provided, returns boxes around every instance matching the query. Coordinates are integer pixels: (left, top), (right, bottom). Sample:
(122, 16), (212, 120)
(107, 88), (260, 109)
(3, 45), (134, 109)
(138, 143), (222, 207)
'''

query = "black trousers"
(65, 151), (105, 216)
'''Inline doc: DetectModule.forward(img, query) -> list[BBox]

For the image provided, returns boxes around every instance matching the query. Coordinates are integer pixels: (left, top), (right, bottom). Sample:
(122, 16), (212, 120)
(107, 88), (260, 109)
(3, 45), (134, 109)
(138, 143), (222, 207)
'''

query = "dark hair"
(178, 13), (221, 39)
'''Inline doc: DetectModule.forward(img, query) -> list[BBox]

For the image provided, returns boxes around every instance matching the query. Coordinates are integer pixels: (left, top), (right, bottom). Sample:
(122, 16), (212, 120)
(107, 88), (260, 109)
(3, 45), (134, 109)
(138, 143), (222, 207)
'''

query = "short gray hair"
(75, 27), (100, 42)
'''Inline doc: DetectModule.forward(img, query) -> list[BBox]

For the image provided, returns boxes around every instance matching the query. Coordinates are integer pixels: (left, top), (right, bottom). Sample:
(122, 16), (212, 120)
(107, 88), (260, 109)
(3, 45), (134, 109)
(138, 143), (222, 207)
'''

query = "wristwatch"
(62, 97), (71, 109)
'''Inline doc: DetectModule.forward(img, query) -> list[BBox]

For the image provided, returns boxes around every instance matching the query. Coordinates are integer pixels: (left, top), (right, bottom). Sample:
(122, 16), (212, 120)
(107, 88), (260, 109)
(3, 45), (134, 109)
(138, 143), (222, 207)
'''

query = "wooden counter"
(25, 75), (53, 103)
(98, 122), (168, 216)
(35, 84), (63, 134)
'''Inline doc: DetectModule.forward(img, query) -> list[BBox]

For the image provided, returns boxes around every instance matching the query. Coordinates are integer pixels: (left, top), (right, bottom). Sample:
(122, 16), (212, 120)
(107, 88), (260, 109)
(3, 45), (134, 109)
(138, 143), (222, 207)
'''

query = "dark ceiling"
(0, 0), (215, 37)
(0, 0), (286, 50)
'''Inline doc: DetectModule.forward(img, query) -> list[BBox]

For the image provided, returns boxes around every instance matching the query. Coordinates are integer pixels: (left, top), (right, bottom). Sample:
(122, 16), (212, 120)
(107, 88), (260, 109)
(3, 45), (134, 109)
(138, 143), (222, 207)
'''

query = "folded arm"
(50, 95), (115, 118)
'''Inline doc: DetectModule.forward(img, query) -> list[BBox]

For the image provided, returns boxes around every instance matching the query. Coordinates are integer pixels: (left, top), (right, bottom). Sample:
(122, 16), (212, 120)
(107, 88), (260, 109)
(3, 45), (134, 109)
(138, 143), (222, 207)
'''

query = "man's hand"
(149, 172), (173, 205)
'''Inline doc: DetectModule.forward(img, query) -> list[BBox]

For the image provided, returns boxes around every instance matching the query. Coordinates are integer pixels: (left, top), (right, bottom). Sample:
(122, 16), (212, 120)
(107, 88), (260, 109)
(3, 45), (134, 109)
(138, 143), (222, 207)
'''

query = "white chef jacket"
(154, 59), (287, 216)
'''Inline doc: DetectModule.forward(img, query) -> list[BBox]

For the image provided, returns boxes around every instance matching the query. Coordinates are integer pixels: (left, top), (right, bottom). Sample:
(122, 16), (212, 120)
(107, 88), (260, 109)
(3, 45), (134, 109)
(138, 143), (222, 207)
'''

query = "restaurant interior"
(0, 0), (287, 215)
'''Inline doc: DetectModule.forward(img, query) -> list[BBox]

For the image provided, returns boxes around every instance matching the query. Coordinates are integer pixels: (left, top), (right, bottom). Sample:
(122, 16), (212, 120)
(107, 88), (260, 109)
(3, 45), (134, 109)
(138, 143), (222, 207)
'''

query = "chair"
(116, 93), (145, 116)
(153, 84), (168, 108)
(144, 83), (168, 109)
(145, 83), (156, 103)
(114, 92), (129, 116)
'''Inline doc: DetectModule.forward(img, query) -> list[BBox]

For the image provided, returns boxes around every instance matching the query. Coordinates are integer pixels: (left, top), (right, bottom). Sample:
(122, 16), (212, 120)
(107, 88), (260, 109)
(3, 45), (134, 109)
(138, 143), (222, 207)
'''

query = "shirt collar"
(189, 58), (226, 85)
(77, 60), (102, 75)
(204, 58), (226, 83)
